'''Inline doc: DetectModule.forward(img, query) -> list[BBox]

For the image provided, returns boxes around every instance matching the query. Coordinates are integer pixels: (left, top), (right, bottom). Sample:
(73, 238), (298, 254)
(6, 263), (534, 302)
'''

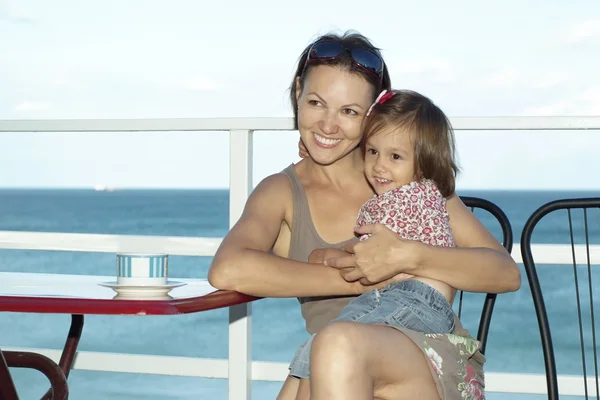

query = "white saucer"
(112, 293), (174, 301)
(99, 281), (187, 298)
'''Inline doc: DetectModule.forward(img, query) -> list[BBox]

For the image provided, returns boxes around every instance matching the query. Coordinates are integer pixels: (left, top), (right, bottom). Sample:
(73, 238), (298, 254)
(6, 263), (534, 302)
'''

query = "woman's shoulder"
(238, 171), (295, 229)
(253, 171), (294, 200)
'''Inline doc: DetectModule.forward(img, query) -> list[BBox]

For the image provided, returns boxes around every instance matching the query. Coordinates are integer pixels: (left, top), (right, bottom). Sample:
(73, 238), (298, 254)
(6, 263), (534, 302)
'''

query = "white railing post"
(228, 129), (254, 400)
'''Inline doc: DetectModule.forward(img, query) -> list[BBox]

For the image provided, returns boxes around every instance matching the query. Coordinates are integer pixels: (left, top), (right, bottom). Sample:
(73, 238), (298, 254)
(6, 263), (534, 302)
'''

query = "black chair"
(521, 197), (600, 400)
(458, 196), (514, 355)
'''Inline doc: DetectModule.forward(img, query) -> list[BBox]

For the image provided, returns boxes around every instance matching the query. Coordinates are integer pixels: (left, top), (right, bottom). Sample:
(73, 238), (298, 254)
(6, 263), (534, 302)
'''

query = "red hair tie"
(366, 90), (395, 116)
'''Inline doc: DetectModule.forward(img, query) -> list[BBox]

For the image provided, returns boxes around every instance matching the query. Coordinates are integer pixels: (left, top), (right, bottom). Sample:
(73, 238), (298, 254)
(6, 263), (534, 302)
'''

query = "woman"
(208, 31), (520, 400)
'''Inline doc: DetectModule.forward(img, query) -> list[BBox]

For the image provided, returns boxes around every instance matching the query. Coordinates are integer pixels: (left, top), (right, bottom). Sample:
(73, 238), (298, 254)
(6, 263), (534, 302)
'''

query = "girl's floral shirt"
(356, 179), (454, 247)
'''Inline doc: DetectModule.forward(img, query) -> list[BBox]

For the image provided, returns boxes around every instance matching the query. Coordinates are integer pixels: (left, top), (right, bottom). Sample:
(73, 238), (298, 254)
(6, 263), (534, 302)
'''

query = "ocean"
(1, 188), (599, 399)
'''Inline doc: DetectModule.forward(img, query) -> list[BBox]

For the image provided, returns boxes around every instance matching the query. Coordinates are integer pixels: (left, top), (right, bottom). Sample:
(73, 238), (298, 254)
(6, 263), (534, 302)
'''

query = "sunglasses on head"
(304, 40), (384, 81)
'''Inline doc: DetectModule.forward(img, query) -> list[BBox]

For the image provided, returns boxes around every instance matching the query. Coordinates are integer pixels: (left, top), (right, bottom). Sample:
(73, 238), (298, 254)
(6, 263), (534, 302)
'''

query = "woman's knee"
(310, 322), (440, 399)
(310, 322), (374, 394)
(311, 322), (366, 365)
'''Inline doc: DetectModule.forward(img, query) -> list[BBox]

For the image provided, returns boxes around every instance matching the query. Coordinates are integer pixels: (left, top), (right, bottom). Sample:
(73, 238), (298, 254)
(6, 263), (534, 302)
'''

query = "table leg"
(57, 315), (84, 379)
(40, 314), (84, 400)
(0, 349), (19, 400)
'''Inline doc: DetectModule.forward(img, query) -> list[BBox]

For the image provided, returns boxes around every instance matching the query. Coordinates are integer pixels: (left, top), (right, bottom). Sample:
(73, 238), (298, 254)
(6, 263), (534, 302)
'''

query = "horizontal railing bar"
(0, 118), (293, 132)
(0, 347), (285, 381)
(511, 243), (600, 264)
(1, 231), (599, 265)
(0, 347), (593, 395)
(0, 231), (221, 256)
(1, 116), (600, 133)
(485, 371), (598, 396)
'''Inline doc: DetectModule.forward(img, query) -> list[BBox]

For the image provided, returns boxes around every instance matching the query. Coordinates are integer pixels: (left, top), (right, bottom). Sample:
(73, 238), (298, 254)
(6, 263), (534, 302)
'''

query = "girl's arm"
(208, 173), (385, 298)
(326, 194), (521, 294)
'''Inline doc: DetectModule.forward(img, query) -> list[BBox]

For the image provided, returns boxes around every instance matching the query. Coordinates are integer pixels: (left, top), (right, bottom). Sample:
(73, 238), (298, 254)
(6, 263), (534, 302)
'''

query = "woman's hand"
(298, 138), (309, 159)
(308, 248), (351, 264)
(310, 247), (410, 290)
(325, 224), (418, 284)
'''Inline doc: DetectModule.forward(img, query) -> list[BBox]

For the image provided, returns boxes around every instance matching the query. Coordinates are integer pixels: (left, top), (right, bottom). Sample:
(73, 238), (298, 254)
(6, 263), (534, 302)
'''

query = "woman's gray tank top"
(281, 164), (358, 334)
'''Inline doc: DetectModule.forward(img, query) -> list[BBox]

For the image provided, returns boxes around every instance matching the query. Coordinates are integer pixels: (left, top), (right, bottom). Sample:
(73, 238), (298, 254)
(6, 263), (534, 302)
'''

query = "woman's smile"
(313, 132), (343, 148)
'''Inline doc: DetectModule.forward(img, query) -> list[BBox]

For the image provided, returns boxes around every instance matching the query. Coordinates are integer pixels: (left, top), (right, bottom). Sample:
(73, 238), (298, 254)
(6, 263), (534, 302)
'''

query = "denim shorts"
(289, 279), (455, 379)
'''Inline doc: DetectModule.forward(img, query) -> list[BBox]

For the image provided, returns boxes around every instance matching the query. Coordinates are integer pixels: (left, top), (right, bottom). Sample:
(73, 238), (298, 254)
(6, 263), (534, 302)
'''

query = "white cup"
(116, 253), (168, 286)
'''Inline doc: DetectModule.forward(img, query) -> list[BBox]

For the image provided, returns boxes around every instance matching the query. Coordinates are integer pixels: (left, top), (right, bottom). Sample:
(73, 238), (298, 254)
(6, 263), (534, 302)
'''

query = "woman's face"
(296, 65), (374, 165)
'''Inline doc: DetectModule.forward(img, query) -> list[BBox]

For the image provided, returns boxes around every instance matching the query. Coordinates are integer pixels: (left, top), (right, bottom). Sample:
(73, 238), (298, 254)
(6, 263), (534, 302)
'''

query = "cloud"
(15, 101), (50, 112)
(476, 65), (521, 88)
(527, 69), (571, 89)
(0, 0), (35, 23)
(474, 65), (572, 91)
(521, 87), (600, 116)
(390, 58), (459, 84)
(49, 75), (80, 89)
(564, 19), (600, 44)
(154, 76), (222, 92)
(393, 60), (571, 94)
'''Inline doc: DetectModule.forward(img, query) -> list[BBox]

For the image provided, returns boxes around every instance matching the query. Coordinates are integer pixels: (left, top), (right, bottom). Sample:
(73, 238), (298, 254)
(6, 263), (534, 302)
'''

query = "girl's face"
(295, 65), (374, 165)
(363, 127), (417, 195)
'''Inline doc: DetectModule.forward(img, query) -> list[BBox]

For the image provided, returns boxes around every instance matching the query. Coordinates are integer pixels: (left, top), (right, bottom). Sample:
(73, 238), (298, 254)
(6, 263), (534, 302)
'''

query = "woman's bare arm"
(411, 193), (520, 293)
(326, 194), (521, 294)
(208, 173), (377, 298)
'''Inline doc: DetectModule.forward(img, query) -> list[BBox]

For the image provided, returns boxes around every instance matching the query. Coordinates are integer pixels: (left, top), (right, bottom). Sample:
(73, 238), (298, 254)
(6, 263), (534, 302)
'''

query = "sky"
(1, 0), (599, 190)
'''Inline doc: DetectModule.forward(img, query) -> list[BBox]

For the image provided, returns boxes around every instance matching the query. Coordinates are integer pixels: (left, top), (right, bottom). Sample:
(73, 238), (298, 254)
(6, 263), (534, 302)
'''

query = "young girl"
(289, 89), (462, 399)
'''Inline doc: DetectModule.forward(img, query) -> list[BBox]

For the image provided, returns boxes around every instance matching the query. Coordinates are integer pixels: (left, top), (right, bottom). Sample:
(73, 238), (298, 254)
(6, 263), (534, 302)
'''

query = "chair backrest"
(521, 197), (600, 400)
(459, 196), (514, 355)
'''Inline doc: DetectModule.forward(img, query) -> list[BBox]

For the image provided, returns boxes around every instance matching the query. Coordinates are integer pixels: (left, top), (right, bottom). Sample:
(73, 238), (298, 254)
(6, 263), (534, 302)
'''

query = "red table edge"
(0, 290), (261, 315)
(0, 290), (261, 398)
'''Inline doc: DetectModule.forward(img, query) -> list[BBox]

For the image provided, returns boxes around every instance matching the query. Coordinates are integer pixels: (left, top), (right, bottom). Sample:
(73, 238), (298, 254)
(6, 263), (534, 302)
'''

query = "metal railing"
(1, 116), (600, 399)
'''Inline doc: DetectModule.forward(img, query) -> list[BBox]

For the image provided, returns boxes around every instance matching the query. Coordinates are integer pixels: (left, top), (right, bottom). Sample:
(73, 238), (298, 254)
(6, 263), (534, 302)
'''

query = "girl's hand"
(325, 224), (419, 284)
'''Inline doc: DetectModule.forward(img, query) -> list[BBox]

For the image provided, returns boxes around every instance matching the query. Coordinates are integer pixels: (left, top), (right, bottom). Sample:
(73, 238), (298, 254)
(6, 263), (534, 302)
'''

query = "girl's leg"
(295, 378), (311, 400)
(309, 322), (440, 400)
(277, 376), (300, 400)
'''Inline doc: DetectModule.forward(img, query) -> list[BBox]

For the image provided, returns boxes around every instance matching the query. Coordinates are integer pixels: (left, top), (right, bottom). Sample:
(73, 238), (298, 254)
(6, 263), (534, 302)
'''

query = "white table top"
(0, 272), (216, 300)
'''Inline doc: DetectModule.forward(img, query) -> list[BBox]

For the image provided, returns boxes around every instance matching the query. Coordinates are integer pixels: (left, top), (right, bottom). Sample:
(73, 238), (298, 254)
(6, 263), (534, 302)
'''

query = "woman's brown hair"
(289, 30), (392, 129)
(361, 90), (459, 197)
